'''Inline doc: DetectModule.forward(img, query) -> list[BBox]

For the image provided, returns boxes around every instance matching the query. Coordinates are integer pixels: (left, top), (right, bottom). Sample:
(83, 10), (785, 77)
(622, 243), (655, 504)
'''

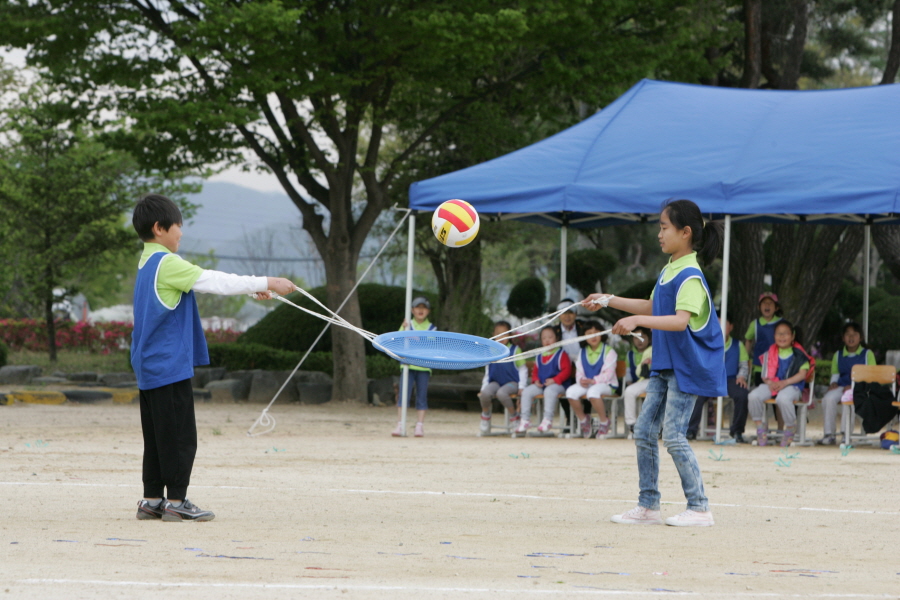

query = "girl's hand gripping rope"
(582, 294), (615, 310)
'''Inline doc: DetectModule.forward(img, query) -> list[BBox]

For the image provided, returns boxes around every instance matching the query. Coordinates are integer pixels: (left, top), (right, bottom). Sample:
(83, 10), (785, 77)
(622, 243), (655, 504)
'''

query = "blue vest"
(130, 252), (208, 390)
(836, 348), (872, 387)
(724, 337), (740, 378)
(581, 344), (608, 380)
(776, 351), (806, 390)
(536, 349), (565, 383)
(752, 317), (781, 367)
(488, 344), (519, 386)
(651, 266), (727, 397)
(627, 350), (639, 381)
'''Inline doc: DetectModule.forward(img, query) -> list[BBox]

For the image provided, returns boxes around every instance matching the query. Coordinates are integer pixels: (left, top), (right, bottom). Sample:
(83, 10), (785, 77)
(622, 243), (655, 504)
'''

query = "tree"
(0, 93), (137, 360)
(0, 0), (727, 401)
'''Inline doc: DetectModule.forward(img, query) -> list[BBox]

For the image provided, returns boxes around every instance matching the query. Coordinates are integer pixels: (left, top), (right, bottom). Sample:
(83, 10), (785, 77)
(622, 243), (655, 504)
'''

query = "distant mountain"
(179, 182), (325, 286)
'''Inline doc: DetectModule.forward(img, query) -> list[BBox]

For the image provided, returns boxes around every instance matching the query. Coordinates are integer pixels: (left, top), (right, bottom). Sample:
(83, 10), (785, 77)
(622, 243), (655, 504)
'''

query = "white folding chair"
(763, 366), (816, 446)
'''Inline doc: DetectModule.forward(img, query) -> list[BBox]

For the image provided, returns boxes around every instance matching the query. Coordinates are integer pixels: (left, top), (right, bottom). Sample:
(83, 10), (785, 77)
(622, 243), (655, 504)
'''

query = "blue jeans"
(397, 369), (430, 411)
(633, 370), (709, 512)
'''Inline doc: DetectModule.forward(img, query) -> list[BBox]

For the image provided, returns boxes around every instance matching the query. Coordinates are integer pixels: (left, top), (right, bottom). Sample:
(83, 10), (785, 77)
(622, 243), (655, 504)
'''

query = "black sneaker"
(733, 433), (746, 444)
(136, 499), (166, 520)
(161, 499), (216, 522)
(686, 431), (697, 441)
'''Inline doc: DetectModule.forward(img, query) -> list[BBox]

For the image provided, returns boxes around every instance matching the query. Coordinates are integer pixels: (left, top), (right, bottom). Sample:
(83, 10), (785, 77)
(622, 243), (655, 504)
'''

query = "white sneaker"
(664, 509), (714, 527)
(414, 422), (424, 437)
(479, 414), (491, 435)
(610, 506), (663, 525)
(391, 421), (403, 437)
(536, 418), (552, 433)
(516, 420), (530, 434)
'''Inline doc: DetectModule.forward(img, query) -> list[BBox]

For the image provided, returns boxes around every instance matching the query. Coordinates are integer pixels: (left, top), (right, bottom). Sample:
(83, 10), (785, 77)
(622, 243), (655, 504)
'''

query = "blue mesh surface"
(372, 331), (510, 370)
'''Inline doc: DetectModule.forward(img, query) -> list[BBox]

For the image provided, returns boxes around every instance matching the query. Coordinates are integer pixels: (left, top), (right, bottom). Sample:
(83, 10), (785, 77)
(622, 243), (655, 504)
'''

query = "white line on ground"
(14, 579), (896, 598)
(2, 481), (897, 516)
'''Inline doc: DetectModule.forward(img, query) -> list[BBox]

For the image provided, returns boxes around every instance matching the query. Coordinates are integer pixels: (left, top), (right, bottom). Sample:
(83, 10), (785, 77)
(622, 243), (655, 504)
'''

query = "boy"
(391, 297), (436, 437)
(132, 194), (295, 521)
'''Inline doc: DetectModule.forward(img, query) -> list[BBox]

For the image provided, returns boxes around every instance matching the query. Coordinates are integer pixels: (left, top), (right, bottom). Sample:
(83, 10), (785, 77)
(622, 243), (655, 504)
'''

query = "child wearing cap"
(391, 297), (437, 437)
(745, 292), (783, 386)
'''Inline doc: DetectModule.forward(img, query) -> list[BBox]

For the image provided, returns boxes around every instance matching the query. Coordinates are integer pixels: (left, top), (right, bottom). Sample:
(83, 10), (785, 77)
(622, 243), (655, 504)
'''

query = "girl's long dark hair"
(662, 199), (724, 265)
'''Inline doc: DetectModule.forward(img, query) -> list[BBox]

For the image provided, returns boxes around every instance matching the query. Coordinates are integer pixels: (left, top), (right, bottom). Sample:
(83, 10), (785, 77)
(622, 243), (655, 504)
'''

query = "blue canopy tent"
(397, 79), (900, 439)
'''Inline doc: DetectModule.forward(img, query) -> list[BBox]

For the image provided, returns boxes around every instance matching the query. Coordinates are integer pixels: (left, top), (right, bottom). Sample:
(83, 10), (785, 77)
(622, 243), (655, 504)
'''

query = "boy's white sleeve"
(481, 367), (489, 391)
(192, 270), (268, 295)
(518, 364), (528, 389)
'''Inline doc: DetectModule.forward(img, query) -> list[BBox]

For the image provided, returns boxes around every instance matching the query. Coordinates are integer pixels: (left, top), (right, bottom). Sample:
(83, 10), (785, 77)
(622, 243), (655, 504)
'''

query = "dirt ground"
(0, 399), (898, 600)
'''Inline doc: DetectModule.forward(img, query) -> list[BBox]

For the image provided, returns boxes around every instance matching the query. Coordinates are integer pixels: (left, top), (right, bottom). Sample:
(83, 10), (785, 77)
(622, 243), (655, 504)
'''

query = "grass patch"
(8, 350), (132, 374)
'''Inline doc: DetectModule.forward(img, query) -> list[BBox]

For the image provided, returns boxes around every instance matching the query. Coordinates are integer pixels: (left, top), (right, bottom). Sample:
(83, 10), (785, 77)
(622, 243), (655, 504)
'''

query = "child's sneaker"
(595, 420), (610, 439)
(780, 428), (794, 447)
(817, 434), (836, 446)
(414, 422), (424, 437)
(479, 414), (491, 435)
(579, 417), (592, 438)
(516, 420), (531, 434)
(664, 509), (714, 527)
(756, 427), (768, 447)
(627, 424), (634, 440)
(136, 499), (165, 520)
(391, 421), (404, 437)
(509, 413), (521, 428)
(610, 506), (663, 525)
(161, 499), (215, 522)
(536, 418), (552, 433)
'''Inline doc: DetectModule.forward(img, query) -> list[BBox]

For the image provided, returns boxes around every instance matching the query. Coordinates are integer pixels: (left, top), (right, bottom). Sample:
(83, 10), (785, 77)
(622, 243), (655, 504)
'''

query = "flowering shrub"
(0, 319), (243, 353)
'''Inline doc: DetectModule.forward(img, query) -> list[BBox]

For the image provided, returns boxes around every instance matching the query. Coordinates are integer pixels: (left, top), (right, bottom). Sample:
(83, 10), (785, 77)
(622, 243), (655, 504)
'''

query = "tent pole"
(400, 213), (416, 437)
(560, 225), (568, 300)
(716, 215), (732, 444)
(863, 224), (871, 341)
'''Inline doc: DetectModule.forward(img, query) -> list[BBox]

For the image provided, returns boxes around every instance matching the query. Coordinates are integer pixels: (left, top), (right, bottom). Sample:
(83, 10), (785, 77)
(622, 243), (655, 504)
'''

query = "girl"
(745, 292), (783, 386)
(747, 320), (812, 447)
(391, 297), (437, 438)
(818, 322), (875, 446)
(516, 326), (572, 434)
(585, 199), (726, 527)
(565, 320), (618, 439)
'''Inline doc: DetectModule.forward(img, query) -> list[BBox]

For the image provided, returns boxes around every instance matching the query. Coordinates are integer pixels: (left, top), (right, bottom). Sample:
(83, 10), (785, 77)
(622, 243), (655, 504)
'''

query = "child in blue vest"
(516, 326), (572, 434)
(818, 321), (876, 445)
(392, 297), (437, 438)
(564, 320), (618, 439)
(131, 194), (295, 522)
(747, 320), (813, 447)
(478, 320), (528, 435)
(622, 326), (653, 439)
(745, 292), (783, 386)
(586, 199), (726, 527)
(687, 317), (750, 442)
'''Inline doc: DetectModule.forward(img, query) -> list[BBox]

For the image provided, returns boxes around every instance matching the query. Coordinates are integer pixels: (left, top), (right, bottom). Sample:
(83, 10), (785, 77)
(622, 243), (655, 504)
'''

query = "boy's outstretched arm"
(192, 270), (296, 297)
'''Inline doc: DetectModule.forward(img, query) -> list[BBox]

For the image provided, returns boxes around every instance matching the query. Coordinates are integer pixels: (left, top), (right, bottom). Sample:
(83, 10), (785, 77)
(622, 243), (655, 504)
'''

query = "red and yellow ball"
(431, 199), (480, 248)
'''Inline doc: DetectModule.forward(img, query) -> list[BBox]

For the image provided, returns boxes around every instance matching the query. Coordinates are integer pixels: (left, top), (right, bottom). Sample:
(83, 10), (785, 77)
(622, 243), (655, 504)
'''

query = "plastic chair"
(841, 364), (897, 448)
(601, 360), (629, 438)
(762, 366), (816, 446)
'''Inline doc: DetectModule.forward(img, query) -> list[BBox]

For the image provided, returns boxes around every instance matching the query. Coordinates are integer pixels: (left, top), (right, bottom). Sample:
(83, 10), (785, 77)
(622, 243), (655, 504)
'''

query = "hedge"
(238, 283), (436, 354)
(207, 342), (401, 379)
(0, 340), (7, 368)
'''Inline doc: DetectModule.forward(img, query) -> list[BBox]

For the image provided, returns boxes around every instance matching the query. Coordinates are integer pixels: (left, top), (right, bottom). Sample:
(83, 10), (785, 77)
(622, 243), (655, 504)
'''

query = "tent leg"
(863, 224), (870, 341)
(400, 213), (416, 437)
(560, 225), (568, 300)
(716, 215), (732, 444)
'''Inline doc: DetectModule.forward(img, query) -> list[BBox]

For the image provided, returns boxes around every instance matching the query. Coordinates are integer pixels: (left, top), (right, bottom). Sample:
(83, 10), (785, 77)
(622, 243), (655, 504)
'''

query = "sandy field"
(0, 399), (898, 600)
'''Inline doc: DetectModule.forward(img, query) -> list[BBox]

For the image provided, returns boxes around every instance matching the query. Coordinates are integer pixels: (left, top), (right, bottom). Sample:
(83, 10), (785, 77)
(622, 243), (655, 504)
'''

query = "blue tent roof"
(409, 79), (900, 226)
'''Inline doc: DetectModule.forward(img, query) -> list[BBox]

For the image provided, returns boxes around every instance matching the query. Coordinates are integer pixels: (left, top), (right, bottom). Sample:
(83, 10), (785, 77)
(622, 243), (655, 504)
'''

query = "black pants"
(140, 379), (197, 500)
(687, 377), (750, 436)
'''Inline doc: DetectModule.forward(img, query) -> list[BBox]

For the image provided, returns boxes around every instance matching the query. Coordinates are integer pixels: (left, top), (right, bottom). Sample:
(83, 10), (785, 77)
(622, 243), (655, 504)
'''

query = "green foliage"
(207, 343), (400, 378)
(566, 248), (617, 297)
(866, 296), (900, 355)
(815, 360), (832, 387)
(239, 284), (435, 354)
(0, 339), (7, 368)
(507, 277), (546, 319)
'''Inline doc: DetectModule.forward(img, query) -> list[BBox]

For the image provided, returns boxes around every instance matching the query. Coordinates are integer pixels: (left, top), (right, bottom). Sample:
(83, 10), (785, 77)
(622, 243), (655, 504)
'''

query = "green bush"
(814, 360), (831, 387)
(566, 248), (616, 298)
(0, 340), (8, 368)
(867, 296), (900, 355)
(238, 283), (436, 354)
(507, 277), (546, 319)
(207, 342), (401, 379)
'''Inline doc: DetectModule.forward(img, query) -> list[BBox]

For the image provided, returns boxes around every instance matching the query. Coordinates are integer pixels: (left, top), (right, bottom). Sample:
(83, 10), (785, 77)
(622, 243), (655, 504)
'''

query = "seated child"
(622, 326), (652, 440)
(747, 320), (813, 447)
(565, 319), (618, 439)
(478, 321), (527, 435)
(391, 297), (436, 438)
(687, 317), (750, 442)
(818, 321), (875, 445)
(516, 325), (572, 434)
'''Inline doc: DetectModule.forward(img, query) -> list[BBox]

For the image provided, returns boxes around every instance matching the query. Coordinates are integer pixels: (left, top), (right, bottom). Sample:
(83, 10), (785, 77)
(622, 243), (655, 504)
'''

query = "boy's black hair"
(540, 325), (559, 341)
(632, 326), (652, 343)
(494, 320), (512, 331)
(133, 193), (183, 242)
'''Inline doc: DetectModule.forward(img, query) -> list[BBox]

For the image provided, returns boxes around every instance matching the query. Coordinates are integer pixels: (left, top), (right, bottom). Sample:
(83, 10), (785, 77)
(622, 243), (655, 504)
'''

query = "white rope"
(493, 328), (642, 363)
(247, 208), (411, 437)
(490, 305), (574, 341)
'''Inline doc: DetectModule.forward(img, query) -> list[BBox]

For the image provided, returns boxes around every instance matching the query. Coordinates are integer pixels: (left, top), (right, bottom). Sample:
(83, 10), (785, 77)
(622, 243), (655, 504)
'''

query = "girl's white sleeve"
(192, 270), (268, 295)
(596, 348), (618, 384)
(518, 365), (528, 389)
(573, 355), (585, 382)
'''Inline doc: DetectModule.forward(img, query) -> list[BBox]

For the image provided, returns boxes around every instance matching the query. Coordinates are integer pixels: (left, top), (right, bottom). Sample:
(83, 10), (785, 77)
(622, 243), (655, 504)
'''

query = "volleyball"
(432, 199), (480, 247)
